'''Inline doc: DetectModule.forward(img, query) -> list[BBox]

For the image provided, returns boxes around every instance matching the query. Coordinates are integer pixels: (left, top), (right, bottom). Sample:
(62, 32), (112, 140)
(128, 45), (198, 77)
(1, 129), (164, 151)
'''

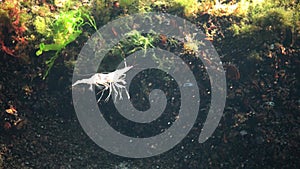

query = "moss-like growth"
(33, 16), (53, 38)
(35, 7), (97, 79)
(230, 0), (299, 35)
(35, 10), (84, 56)
(168, 0), (200, 17)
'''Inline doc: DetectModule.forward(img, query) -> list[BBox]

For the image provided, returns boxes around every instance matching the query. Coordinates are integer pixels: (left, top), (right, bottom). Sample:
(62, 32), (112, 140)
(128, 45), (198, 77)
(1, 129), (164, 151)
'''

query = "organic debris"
(0, 105), (27, 130)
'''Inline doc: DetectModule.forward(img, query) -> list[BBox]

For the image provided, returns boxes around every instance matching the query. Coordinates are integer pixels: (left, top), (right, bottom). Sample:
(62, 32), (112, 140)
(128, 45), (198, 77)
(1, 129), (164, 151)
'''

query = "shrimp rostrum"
(72, 63), (133, 102)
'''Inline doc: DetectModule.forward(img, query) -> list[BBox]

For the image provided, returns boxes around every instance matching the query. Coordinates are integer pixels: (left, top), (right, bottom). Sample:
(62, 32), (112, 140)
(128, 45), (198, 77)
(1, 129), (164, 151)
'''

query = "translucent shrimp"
(72, 63), (133, 102)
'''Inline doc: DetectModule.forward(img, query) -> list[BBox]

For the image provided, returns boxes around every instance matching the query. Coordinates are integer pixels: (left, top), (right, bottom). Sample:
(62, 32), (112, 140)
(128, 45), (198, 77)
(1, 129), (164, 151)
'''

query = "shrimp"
(72, 62), (133, 102)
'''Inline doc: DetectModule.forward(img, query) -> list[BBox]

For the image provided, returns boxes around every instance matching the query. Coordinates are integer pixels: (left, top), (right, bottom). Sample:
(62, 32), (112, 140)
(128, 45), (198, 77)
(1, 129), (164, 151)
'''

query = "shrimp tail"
(72, 79), (85, 87)
(72, 77), (93, 87)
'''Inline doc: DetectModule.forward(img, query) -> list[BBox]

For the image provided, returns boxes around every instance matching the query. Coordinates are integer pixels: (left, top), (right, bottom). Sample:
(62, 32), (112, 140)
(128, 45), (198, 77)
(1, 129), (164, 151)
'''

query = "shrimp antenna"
(124, 57), (127, 67)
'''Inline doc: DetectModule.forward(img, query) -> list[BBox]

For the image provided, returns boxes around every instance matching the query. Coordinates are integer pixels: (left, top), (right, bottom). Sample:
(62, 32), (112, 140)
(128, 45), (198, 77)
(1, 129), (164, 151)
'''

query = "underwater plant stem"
(43, 51), (60, 80)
